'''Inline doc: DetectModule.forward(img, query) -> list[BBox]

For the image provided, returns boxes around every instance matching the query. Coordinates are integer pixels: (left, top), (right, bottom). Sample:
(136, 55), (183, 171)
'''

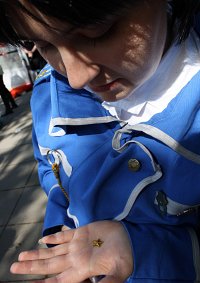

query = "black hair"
(0, 0), (199, 46)
(28, 0), (132, 25)
(170, 0), (200, 42)
(0, 0), (134, 46)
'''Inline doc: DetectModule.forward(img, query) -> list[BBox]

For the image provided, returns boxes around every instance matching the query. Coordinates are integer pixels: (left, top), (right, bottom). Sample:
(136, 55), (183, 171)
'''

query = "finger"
(23, 269), (90, 283)
(18, 243), (69, 261)
(40, 229), (74, 245)
(32, 278), (91, 283)
(100, 275), (124, 283)
(61, 225), (71, 231)
(10, 254), (71, 275)
(29, 275), (121, 283)
(30, 276), (62, 283)
(29, 277), (61, 283)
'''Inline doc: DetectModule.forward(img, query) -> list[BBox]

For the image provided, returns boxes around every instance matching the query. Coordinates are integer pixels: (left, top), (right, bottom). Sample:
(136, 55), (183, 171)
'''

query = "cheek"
(114, 26), (165, 83)
(94, 24), (152, 80)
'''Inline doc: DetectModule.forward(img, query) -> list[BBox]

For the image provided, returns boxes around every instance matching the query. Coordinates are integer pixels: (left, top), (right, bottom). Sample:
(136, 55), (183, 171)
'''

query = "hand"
(61, 225), (71, 231)
(10, 221), (133, 283)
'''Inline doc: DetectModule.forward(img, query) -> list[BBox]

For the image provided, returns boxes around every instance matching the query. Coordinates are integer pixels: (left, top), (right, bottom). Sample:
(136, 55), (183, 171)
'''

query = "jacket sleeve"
(32, 126), (76, 236)
(121, 220), (199, 282)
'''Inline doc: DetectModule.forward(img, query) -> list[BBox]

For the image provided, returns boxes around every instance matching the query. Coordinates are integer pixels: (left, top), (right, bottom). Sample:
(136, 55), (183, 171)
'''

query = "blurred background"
(0, 44), (48, 283)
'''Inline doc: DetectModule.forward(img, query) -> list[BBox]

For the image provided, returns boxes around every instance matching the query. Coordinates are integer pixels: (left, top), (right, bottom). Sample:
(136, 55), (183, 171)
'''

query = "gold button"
(128, 159), (141, 172)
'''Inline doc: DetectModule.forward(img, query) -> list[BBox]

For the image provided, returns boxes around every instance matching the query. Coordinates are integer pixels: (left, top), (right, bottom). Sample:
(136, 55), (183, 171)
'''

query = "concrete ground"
(0, 91), (48, 282)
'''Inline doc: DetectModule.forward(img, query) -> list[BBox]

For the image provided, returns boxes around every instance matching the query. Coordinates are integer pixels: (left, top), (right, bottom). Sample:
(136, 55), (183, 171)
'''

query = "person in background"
(0, 1), (199, 282)
(24, 43), (46, 74)
(0, 64), (17, 116)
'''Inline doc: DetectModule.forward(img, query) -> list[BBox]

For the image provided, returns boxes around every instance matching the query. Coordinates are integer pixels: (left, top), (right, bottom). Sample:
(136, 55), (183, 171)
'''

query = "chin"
(100, 88), (133, 102)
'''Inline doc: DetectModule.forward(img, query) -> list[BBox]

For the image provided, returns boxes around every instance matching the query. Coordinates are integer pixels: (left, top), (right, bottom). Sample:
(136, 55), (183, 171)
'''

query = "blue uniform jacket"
(31, 64), (200, 282)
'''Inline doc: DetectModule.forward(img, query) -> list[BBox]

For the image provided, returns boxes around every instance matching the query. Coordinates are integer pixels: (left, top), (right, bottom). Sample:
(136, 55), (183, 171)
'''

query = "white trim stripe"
(38, 145), (72, 177)
(130, 124), (200, 164)
(49, 116), (118, 136)
(114, 169), (162, 221)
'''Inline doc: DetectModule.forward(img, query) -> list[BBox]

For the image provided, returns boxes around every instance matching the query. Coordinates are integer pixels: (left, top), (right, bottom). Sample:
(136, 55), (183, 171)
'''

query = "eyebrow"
(17, 25), (78, 43)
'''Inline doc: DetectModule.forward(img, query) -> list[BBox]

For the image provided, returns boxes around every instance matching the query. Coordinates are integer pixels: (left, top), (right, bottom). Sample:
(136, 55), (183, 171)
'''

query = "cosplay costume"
(31, 30), (200, 282)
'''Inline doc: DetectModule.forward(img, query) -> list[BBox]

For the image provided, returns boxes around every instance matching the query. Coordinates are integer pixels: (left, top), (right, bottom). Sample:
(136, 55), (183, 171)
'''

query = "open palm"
(11, 221), (133, 283)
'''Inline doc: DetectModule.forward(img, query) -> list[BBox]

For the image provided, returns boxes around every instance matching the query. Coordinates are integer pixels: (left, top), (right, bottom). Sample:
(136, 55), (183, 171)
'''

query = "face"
(10, 0), (168, 102)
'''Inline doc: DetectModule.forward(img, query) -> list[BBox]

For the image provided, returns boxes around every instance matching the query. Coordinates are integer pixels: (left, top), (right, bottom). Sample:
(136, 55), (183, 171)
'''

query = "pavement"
(0, 91), (48, 282)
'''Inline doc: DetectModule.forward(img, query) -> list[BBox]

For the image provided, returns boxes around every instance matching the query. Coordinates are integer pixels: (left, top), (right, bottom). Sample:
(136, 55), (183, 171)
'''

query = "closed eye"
(79, 20), (115, 41)
(78, 21), (116, 48)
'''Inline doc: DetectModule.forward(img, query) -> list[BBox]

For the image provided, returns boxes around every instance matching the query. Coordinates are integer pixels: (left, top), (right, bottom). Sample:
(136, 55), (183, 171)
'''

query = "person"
(0, 64), (17, 116)
(0, 0), (199, 282)
(23, 43), (46, 73)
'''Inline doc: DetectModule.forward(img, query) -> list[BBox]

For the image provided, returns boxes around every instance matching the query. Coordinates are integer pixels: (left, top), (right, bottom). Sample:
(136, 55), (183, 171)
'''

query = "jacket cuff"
(121, 220), (197, 282)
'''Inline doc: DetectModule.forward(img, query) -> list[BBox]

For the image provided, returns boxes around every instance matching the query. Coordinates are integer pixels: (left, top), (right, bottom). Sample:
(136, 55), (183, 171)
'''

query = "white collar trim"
(103, 30), (200, 125)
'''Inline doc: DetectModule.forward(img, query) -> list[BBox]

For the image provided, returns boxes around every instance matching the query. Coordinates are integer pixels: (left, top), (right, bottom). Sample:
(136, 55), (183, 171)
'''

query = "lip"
(89, 79), (121, 93)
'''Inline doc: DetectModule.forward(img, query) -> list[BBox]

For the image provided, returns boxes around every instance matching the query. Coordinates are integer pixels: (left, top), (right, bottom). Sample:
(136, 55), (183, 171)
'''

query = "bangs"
(29, 0), (133, 26)
(0, 0), (199, 46)
(0, 0), (134, 45)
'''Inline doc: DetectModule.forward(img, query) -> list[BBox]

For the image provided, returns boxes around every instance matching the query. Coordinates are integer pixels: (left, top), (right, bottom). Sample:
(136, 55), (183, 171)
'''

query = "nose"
(59, 46), (100, 89)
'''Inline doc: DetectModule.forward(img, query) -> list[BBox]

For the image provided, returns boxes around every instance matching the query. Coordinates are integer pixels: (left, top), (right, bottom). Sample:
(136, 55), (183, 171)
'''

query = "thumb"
(100, 275), (125, 283)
